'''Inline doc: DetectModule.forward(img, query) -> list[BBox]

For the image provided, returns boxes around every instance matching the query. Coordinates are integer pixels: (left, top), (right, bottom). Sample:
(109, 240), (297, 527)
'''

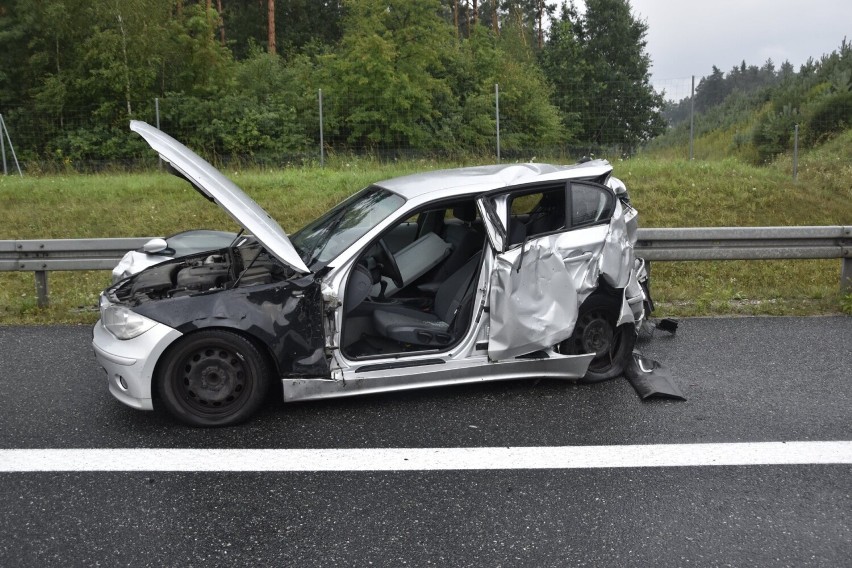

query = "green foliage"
(539, 0), (666, 153)
(0, 0), (663, 166)
(751, 104), (799, 164)
(842, 294), (852, 316)
(327, 0), (452, 148)
(804, 91), (852, 145)
(577, 0), (666, 150)
(491, 21), (564, 153)
(654, 38), (852, 163)
(537, 4), (585, 139)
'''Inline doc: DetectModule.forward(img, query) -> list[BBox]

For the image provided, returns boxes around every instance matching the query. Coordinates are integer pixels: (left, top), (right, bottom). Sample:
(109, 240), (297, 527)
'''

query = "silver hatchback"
(93, 121), (650, 427)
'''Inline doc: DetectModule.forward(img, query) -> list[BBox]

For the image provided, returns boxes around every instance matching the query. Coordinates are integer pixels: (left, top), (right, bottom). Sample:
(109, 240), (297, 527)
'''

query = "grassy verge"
(1, 152), (849, 325)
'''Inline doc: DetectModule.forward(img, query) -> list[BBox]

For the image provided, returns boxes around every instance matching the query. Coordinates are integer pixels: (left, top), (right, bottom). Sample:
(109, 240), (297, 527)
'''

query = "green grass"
(1, 148), (850, 325)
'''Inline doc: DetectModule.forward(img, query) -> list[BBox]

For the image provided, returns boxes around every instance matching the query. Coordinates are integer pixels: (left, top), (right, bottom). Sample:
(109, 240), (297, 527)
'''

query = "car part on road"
(624, 352), (686, 401)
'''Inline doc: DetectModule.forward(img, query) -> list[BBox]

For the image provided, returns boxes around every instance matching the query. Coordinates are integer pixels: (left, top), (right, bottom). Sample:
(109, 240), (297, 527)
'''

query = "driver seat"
(372, 252), (482, 347)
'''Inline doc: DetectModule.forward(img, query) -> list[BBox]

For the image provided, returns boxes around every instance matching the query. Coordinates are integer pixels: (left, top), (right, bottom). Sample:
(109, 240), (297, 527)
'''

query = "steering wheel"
(377, 239), (404, 289)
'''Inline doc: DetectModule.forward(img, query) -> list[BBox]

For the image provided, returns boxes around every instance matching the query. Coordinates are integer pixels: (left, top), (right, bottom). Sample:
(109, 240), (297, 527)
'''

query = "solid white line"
(1, 442), (851, 472)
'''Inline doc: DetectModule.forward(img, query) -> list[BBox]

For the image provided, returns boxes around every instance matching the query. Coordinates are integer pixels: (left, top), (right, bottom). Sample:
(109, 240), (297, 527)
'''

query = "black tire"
(157, 329), (271, 427)
(560, 293), (637, 383)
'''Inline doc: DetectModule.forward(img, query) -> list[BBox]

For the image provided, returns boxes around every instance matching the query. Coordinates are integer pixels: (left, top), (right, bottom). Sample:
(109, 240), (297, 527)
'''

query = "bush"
(804, 91), (852, 145)
(751, 105), (798, 164)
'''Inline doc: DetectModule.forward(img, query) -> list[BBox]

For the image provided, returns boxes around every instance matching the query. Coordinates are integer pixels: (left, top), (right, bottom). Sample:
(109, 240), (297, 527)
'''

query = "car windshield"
(291, 185), (405, 267)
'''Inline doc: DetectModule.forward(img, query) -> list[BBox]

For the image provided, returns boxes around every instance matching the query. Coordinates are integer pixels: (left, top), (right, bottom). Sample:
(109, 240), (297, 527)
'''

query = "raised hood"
(130, 120), (310, 274)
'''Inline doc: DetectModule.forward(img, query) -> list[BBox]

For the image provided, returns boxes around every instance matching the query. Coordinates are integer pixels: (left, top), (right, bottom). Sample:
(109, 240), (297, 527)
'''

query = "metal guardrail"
(1, 227), (850, 307)
(636, 226), (851, 262)
(0, 238), (150, 307)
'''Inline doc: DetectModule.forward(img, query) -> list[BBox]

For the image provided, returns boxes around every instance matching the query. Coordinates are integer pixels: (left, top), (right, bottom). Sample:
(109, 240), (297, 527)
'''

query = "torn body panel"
(281, 352), (595, 402)
(488, 236), (580, 361)
(114, 253), (328, 378)
(487, 203), (637, 361)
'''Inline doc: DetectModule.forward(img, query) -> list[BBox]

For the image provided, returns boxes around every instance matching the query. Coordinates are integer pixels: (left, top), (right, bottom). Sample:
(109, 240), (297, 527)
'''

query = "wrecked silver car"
(92, 121), (651, 426)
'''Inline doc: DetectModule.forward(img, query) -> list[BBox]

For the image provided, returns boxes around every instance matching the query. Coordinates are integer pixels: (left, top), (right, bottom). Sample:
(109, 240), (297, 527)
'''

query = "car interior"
(339, 183), (617, 359)
(341, 199), (487, 358)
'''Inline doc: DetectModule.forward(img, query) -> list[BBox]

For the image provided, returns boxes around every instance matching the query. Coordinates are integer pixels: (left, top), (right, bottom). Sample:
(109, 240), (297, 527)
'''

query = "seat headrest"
(452, 202), (476, 223)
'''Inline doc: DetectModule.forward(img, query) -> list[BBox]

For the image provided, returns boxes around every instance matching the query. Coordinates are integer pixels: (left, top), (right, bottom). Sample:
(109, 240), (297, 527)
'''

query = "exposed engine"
(117, 245), (289, 303)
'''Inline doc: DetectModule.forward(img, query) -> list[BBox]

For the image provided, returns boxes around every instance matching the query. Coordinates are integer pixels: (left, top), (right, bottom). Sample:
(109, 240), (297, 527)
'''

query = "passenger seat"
(373, 252), (482, 347)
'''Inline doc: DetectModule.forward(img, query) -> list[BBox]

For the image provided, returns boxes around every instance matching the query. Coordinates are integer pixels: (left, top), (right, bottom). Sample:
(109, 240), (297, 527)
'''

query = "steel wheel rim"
(570, 309), (620, 371)
(177, 345), (249, 415)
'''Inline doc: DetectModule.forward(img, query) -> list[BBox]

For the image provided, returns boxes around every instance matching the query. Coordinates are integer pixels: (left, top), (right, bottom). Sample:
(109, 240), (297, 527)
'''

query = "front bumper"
(92, 320), (183, 410)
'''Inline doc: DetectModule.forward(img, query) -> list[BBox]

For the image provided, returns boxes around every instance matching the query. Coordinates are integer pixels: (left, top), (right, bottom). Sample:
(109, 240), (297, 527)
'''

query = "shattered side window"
(570, 183), (615, 229)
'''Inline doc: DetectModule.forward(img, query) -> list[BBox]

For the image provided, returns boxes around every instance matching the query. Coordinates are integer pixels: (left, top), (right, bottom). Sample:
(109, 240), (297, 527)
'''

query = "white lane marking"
(1, 442), (851, 472)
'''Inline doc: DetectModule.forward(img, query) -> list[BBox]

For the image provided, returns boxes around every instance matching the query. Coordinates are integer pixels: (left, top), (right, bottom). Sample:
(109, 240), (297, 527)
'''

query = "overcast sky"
(585, 0), (851, 98)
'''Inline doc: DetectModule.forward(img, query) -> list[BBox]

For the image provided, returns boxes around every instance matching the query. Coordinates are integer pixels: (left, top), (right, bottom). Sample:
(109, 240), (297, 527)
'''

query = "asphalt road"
(0, 317), (850, 566)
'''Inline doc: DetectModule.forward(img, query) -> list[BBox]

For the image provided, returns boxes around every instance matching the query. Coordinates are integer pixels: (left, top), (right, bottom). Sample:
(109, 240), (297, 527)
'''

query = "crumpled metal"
(487, 202), (635, 361)
(488, 237), (578, 361)
(599, 202), (633, 289)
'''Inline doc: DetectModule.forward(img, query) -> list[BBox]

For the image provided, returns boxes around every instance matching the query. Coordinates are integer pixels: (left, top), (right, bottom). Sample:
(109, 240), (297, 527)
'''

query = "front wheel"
(157, 329), (271, 427)
(560, 294), (636, 383)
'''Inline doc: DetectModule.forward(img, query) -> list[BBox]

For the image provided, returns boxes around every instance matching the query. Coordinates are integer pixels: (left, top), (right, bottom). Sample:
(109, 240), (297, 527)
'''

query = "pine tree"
(578, 0), (664, 150)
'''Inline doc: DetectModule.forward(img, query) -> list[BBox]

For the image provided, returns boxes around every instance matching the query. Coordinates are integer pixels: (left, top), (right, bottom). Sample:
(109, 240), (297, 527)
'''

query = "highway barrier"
(1, 227), (850, 307)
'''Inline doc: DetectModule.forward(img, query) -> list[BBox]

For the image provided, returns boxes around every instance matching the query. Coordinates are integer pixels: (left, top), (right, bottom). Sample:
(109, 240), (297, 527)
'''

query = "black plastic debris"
(656, 318), (679, 334)
(640, 318), (679, 340)
(624, 351), (686, 401)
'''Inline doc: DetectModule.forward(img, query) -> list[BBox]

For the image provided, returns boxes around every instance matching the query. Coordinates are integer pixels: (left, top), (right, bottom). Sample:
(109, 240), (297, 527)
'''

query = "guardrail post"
(35, 271), (49, 307)
(843, 226), (851, 294)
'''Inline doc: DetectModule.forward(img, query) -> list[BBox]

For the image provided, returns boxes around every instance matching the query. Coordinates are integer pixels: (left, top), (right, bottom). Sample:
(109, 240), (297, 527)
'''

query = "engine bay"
(116, 245), (290, 303)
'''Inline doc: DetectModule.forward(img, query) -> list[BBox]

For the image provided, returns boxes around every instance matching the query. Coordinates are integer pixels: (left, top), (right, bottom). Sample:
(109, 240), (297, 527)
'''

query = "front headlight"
(100, 296), (156, 340)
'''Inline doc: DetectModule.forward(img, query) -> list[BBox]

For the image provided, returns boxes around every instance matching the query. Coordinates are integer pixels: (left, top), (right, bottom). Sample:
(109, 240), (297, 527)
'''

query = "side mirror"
(142, 238), (168, 254)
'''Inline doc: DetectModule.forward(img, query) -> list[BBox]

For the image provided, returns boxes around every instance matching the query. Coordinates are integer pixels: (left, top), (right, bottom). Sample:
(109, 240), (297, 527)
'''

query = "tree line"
(0, 0), (664, 169)
(657, 40), (852, 163)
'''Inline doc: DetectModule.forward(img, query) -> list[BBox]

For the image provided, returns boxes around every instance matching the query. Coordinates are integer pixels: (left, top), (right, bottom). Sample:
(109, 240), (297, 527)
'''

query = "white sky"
(576, 0), (852, 99)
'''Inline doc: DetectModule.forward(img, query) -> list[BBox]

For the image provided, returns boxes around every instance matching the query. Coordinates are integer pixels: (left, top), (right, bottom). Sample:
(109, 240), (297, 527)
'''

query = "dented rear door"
(479, 181), (626, 360)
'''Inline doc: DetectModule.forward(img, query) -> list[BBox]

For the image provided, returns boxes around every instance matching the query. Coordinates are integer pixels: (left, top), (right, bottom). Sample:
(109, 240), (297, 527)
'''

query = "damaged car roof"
(374, 161), (615, 200)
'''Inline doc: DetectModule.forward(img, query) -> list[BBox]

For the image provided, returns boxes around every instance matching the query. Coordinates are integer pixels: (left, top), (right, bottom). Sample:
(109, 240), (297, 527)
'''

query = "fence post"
(793, 124), (799, 181)
(0, 114), (24, 177)
(318, 89), (325, 168)
(155, 97), (162, 170)
(0, 114), (6, 175)
(495, 83), (501, 163)
(689, 75), (695, 161)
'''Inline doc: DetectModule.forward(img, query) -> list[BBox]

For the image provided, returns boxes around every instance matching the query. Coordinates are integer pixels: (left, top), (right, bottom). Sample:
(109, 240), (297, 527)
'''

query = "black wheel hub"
(580, 317), (614, 356)
(181, 348), (246, 408)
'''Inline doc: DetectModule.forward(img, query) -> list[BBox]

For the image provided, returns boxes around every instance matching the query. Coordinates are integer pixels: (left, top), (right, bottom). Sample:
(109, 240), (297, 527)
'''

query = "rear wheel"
(560, 294), (636, 383)
(157, 329), (270, 427)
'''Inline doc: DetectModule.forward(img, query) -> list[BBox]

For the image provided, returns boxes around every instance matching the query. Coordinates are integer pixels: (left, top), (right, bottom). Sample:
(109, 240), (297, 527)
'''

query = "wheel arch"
(152, 325), (281, 399)
(561, 286), (637, 382)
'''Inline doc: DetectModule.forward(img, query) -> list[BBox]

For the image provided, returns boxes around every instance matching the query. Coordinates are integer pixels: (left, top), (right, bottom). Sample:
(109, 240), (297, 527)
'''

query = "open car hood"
(130, 120), (310, 274)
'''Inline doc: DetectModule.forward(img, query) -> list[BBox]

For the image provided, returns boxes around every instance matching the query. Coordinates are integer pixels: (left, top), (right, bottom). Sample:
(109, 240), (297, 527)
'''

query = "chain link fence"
(0, 76), (848, 173)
